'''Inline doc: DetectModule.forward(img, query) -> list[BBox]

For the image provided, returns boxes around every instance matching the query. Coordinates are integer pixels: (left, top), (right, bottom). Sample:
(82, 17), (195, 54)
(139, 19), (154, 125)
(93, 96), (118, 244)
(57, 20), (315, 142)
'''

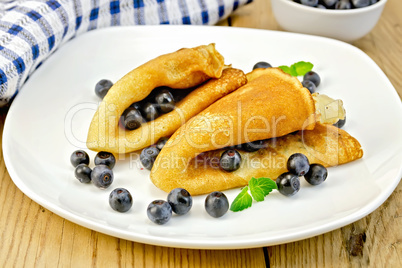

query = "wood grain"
(1, 0), (401, 266)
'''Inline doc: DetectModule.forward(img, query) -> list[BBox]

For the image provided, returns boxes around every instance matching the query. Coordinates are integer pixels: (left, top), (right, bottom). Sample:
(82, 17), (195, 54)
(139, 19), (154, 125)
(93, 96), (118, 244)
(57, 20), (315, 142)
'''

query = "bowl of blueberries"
(270, 0), (387, 42)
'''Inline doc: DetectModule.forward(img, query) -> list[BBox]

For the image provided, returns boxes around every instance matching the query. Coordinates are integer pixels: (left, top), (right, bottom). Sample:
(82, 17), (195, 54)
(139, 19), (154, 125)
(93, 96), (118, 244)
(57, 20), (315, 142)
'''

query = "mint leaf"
(249, 177), (277, 202)
(278, 65), (296, 76)
(293, 61), (314, 76)
(278, 61), (314, 77)
(230, 186), (252, 212)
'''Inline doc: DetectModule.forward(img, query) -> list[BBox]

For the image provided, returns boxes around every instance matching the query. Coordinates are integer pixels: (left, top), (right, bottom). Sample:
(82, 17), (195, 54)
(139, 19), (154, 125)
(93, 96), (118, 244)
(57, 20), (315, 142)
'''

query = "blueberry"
(370, 0), (378, 4)
(95, 79), (113, 99)
(121, 107), (145, 130)
(320, 0), (338, 8)
(253, 61), (272, 70)
(109, 188), (133, 212)
(352, 0), (370, 8)
(74, 164), (92, 183)
(130, 102), (143, 111)
(155, 88), (175, 113)
(140, 147), (160, 170)
(94, 151), (116, 169)
(91, 164), (113, 189)
(287, 153), (310, 176)
(304, 164), (328, 185)
(335, 0), (352, 9)
(302, 80), (317, 94)
(333, 115), (346, 128)
(147, 200), (172, 225)
(303, 71), (321, 87)
(155, 137), (169, 151)
(220, 149), (242, 172)
(276, 172), (301, 196)
(167, 188), (193, 215)
(241, 140), (264, 152)
(300, 0), (319, 7)
(142, 102), (160, 121)
(317, 4), (327, 8)
(70, 150), (90, 167)
(205, 191), (229, 218)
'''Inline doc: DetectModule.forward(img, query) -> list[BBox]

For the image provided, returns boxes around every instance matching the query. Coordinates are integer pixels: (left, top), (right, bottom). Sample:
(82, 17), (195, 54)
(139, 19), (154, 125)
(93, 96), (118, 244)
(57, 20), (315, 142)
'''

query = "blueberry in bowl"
(271, 0), (388, 42)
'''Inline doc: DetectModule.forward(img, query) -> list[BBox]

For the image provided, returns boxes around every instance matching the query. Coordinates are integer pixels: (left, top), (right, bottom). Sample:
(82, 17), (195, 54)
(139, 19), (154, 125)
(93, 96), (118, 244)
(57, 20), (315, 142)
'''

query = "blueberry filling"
(118, 86), (194, 130)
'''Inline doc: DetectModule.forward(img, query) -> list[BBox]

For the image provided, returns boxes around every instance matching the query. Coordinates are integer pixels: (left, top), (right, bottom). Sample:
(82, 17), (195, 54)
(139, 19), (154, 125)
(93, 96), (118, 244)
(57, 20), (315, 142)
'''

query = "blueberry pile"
(70, 150), (116, 189)
(294, 0), (379, 9)
(276, 153), (328, 196)
(146, 188), (230, 224)
(70, 150), (134, 213)
(121, 87), (176, 129)
(95, 79), (181, 131)
(147, 188), (193, 225)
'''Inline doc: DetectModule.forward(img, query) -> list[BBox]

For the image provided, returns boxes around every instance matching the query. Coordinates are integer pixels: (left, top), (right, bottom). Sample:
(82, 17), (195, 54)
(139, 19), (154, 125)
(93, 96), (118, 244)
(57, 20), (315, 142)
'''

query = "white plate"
(3, 26), (402, 249)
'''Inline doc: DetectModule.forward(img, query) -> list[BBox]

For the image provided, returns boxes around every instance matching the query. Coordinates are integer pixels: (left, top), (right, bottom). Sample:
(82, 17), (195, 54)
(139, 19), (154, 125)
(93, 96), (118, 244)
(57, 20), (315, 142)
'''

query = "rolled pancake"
(150, 68), (319, 194)
(87, 44), (230, 154)
(151, 123), (363, 195)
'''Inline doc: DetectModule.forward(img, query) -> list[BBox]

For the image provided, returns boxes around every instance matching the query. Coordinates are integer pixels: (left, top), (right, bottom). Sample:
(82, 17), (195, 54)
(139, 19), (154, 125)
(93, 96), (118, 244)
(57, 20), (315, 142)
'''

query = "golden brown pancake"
(151, 123), (363, 195)
(86, 44), (244, 154)
(150, 68), (324, 195)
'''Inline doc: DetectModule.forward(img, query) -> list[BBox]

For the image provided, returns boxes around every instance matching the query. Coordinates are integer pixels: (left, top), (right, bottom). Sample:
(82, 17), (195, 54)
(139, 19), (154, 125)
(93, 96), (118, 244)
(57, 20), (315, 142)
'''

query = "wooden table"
(1, 0), (401, 266)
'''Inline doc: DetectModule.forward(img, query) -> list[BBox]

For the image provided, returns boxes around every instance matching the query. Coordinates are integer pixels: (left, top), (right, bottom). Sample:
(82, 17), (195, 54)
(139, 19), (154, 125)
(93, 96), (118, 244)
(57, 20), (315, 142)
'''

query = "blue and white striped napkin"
(0, 0), (252, 106)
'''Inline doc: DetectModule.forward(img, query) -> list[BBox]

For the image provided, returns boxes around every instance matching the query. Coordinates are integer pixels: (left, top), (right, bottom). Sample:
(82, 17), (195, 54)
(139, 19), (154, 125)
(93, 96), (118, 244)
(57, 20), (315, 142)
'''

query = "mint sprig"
(249, 177), (277, 202)
(230, 177), (278, 212)
(278, 61), (314, 77)
(230, 186), (252, 212)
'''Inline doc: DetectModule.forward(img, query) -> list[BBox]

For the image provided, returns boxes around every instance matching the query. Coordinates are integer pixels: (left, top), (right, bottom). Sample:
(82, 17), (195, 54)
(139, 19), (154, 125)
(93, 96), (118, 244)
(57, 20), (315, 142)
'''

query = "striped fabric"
(0, 0), (252, 106)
